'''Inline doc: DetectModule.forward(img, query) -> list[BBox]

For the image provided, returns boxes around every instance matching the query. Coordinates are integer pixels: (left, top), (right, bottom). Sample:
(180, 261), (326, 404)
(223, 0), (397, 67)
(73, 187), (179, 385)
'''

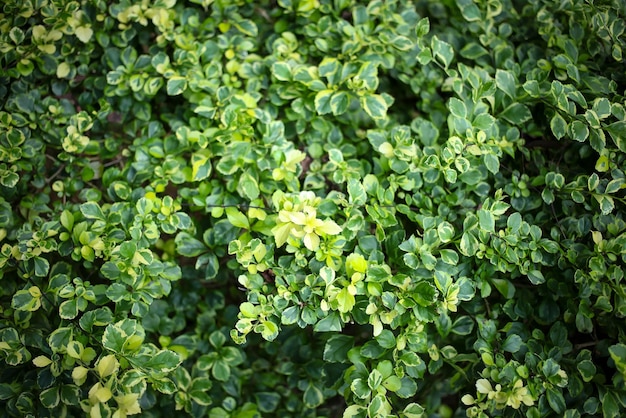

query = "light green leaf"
(431, 36), (454, 68)
(226, 207), (250, 229)
(75, 26), (93, 43)
(272, 61), (291, 81)
(415, 17), (430, 37)
(167, 76), (187, 96)
(459, 231), (478, 256)
(80, 202), (105, 221)
(448, 98), (467, 118)
(337, 287), (355, 313)
(238, 171), (259, 200)
(260, 320), (279, 341)
(348, 178), (366, 206)
(57, 62), (70, 78)
(496, 69), (517, 99)
(477, 209), (495, 232)
(483, 153), (499, 174)
(360, 94), (388, 119)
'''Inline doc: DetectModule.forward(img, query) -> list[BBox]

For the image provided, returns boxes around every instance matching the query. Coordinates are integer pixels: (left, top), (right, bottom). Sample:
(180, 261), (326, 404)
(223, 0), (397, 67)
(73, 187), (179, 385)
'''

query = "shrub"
(1, 0), (625, 417)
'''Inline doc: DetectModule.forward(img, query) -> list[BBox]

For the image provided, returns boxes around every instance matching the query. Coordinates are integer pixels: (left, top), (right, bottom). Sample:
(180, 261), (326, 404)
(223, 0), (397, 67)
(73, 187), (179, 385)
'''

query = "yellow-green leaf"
(75, 26), (93, 43)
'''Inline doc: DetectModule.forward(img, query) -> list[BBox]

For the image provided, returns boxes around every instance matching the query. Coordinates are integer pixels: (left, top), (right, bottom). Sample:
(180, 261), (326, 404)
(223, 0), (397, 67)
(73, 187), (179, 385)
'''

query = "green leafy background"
(1, 0), (625, 417)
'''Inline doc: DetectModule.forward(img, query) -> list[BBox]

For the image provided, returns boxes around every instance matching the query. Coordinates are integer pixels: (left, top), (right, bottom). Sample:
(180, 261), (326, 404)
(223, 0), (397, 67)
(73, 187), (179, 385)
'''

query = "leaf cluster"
(1, 0), (626, 417)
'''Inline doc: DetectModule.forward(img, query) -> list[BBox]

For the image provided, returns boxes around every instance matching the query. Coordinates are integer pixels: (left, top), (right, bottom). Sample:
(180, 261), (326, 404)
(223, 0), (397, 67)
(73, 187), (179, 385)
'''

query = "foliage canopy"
(1, 0), (626, 417)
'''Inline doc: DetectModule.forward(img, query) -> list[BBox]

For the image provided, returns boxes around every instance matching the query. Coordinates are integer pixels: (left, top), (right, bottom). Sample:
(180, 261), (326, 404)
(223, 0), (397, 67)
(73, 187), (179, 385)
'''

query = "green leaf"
(550, 113), (567, 139)
(601, 391), (620, 418)
(383, 375), (402, 392)
(592, 97), (611, 119)
(260, 320), (279, 341)
(80, 202), (105, 221)
(577, 360), (596, 382)
(376, 330), (396, 349)
(59, 299), (79, 319)
(323, 335), (353, 362)
(569, 120), (589, 142)
(355, 62), (379, 90)
(546, 387), (566, 414)
(0, 170), (19, 188)
(60, 385), (80, 406)
(239, 171), (259, 200)
(477, 209), (495, 233)
(11, 287), (41, 312)
(9, 27), (25, 44)
(456, 0), (481, 21)
(314, 312), (342, 332)
(336, 287), (355, 313)
(491, 279), (515, 299)
(502, 334), (523, 352)
(145, 350), (181, 373)
(351, 378), (371, 399)
(431, 36), (454, 68)
(527, 270), (545, 285)
(167, 76), (187, 95)
(496, 69), (517, 99)
(330, 91), (350, 115)
(348, 178), (366, 206)
(483, 153), (499, 174)
(605, 121), (626, 152)
(314, 89), (334, 115)
(415, 17), (430, 37)
(403, 403), (426, 418)
(360, 94), (388, 119)
(103, 319), (141, 353)
(255, 392), (280, 413)
(175, 232), (207, 257)
(281, 305), (300, 325)
(437, 222), (455, 242)
(212, 359), (230, 381)
(191, 151), (212, 181)
(397, 377), (418, 398)
(226, 207), (250, 229)
(75, 26), (93, 43)
(233, 19), (258, 37)
(390, 35), (413, 51)
(368, 369), (383, 390)
(500, 103), (532, 125)
(609, 343), (626, 377)
(272, 61), (291, 81)
(57, 61), (71, 78)
(459, 231), (478, 256)
(304, 384), (324, 408)
(318, 57), (341, 83)
(39, 386), (60, 408)
(48, 327), (73, 353)
(448, 98), (467, 118)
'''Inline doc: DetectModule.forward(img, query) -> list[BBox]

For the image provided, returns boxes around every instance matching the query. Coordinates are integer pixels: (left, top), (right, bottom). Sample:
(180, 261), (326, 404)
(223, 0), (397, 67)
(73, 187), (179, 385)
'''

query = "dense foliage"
(1, 0), (626, 417)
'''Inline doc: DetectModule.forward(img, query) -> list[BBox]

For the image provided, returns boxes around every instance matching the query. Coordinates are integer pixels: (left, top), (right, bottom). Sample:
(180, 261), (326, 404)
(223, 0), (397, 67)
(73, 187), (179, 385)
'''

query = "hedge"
(1, 0), (625, 417)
